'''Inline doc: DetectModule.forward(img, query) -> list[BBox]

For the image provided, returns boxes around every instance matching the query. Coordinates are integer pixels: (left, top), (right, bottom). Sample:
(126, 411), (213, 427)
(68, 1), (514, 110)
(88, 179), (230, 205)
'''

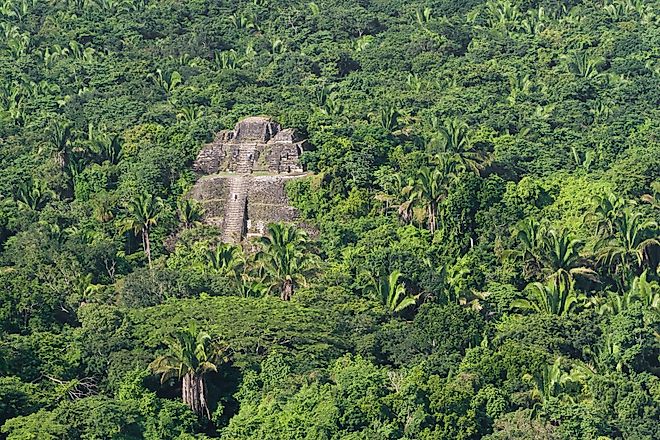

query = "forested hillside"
(1, 0), (659, 438)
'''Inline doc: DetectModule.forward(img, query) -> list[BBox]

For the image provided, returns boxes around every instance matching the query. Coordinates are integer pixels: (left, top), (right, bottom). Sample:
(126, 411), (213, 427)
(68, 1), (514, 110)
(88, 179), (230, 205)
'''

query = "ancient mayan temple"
(189, 117), (308, 243)
(193, 116), (306, 175)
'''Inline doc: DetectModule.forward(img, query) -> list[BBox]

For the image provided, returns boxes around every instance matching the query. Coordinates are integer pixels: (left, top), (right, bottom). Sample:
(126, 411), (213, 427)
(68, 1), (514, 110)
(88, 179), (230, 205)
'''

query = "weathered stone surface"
(187, 175), (230, 226)
(234, 116), (280, 142)
(189, 116), (310, 243)
(246, 175), (302, 236)
(189, 174), (309, 242)
(193, 116), (306, 175)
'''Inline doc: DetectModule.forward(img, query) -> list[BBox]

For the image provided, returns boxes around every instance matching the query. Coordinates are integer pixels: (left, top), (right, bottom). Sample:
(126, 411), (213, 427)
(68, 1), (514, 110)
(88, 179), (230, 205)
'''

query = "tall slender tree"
(150, 324), (228, 419)
(256, 223), (316, 301)
(120, 193), (163, 268)
(402, 157), (457, 234)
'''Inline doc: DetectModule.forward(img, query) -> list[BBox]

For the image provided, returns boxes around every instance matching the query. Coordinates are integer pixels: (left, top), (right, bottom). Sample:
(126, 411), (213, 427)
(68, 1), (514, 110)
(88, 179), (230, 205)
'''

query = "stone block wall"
(187, 175), (230, 227)
(193, 117), (306, 175)
(245, 176), (301, 235)
(188, 174), (308, 239)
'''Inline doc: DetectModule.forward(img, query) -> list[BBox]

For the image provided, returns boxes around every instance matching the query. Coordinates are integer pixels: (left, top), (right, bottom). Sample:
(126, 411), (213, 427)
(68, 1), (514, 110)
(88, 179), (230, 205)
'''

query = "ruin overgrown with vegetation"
(0, 0), (659, 438)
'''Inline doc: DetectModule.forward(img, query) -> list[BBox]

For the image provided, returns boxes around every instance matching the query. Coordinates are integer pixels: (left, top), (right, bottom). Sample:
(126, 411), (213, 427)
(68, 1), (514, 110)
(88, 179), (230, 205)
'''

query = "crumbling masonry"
(190, 117), (308, 243)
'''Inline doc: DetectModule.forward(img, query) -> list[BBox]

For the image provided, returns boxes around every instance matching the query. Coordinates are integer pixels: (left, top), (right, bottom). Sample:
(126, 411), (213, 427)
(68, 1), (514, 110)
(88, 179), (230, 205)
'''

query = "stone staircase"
(221, 141), (257, 242)
(222, 177), (249, 243)
(235, 144), (256, 174)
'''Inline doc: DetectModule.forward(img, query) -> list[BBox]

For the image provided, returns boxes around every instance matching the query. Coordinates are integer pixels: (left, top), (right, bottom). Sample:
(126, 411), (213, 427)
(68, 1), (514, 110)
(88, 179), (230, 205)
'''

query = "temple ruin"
(190, 117), (308, 243)
(193, 116), (306, 175)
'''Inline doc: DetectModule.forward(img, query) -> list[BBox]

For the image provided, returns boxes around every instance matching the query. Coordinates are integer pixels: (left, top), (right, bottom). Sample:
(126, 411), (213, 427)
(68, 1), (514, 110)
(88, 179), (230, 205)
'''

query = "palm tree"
(177, 198), (204, 229)
(565, 51), (604, 79)
(120, 193), (164, 268)
(364, 269), (418, 314)
(43, 120), (74, 169)
(485, 0), (522, 32)
(415, 6), (432, 27)
(431, 118), (489, 174)
(596, 289), (637, 317)
(150, 324), (228, 419)
(524, 357), (594, 412)
(256, 223), (316, 301)
(206, 243), (243, 276)
(392, 173), (417, 225)
(443, 262), (491, 310)
(597, 208), (659, 282)
(15, 178), (55, 211)
(570, 146), (595, 171)
(503, 217), (543, 278)
(632, 270), (660, 310)
(402, 158), (457, 234)
(213, 49), (239, 70)
(596, 270), (660, 316)
(583, 333), (623, 374)
(176, 105), (205, 123)
(523, 357), (565, 407)
(234, 273), (270, 298)
(148, 68), (182, 95)
(318, 93), (344, 117)
(83, 124), (123, 165)
(207, 247), (268, 298)
(590, 192), (627, 237)
(377, 103), (402, 133)
(97, 133), (123, 165)
(538, 229), (597, 286)
(505, 221), (596, 284)
(512, 278), (584, 316)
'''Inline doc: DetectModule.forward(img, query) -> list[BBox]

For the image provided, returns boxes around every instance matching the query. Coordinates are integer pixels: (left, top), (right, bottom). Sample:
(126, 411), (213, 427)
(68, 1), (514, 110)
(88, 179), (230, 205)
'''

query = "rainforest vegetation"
(1, 0), (659, 438)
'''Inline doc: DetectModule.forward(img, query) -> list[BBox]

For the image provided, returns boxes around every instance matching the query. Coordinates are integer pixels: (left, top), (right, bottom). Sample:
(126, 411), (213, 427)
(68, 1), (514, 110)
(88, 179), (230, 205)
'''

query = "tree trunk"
(182, 371), (211, 419)
(143, 228), (152, 269)
(55, 149), (66, 169)
(428, 204), (436, 234)
(281, 279), (294, 301)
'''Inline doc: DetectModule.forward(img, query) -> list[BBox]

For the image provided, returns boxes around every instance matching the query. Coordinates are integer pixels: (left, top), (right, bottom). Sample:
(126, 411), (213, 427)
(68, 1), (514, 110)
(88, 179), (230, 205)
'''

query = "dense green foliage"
(1, 0), (659, 438)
